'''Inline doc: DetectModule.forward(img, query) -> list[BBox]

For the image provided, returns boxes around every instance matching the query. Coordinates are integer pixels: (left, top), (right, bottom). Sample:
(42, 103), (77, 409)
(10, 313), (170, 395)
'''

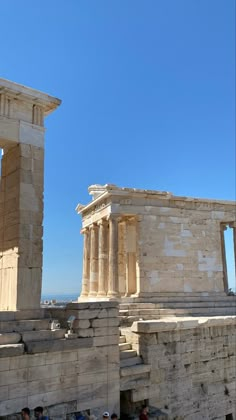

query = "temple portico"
(79, 214), (138, 299)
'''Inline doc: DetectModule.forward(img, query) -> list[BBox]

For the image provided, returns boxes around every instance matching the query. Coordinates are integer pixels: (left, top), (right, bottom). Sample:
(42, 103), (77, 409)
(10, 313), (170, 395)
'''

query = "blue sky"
(1, 0), (235, 293)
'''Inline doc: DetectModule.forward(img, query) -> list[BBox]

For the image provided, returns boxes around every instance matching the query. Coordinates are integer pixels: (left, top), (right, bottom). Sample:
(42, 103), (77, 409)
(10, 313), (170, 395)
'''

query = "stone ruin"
(0, 79), (235, 420)
(77, 184), (235, 302)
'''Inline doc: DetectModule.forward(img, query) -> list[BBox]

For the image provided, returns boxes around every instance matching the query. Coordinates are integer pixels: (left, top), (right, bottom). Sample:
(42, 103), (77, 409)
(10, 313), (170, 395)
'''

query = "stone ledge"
(22, 329), (67, 342)
(0, 332), (21, 345)
(0, 343), (24, 358)
(120, 364), (151, 377)
(66, 301), (119, 310)
(0, 309), (45, 321)
(131, 316), (236, 333)
(25, 337), (93, 354)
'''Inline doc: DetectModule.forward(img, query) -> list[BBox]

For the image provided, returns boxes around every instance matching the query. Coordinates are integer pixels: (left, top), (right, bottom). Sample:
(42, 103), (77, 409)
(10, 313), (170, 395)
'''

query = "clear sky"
(1, 0), (235, 294)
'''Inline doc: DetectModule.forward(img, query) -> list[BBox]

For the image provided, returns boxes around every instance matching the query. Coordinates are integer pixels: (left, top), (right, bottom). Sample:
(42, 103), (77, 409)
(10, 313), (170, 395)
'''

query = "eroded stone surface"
(77, 184), (236, 300)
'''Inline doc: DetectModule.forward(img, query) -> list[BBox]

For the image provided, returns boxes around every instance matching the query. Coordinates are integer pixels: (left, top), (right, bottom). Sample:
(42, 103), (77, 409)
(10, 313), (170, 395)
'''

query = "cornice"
(0, 78), (61, 115)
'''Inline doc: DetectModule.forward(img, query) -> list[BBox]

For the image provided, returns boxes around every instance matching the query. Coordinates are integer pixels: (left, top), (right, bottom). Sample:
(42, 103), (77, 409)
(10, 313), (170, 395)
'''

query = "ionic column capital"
(124, 216), (137, 224)
(89, 223), (99, 230)
(80, 227), (89, 235)
(107, 214), (123, 223)
(97, 218), (109, 227)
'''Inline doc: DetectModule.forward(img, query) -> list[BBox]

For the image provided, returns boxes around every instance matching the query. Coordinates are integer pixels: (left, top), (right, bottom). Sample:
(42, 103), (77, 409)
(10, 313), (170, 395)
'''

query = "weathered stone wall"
(131, 316), (236, 420)
(136, 199), (235, 294)
(0, 302), (120, 419)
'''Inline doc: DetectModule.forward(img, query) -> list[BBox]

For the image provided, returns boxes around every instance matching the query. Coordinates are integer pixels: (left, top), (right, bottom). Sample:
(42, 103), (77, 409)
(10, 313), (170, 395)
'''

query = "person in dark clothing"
(34, 406), (49, 420)
(21, 408), (30, 420)
(111, 414), (118, 420)
(139, 405), (149, 420)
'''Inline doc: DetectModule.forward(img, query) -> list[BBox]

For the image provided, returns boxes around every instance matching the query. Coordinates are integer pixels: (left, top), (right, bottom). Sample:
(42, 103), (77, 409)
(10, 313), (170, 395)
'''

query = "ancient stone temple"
(77, 184), (236, 301)
(0, 80), (235, 420)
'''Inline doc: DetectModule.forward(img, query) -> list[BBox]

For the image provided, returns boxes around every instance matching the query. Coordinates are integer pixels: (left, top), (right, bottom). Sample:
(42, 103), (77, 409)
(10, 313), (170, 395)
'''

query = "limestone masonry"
(77, 184), (235, 300)
(0, 79), (235, 419)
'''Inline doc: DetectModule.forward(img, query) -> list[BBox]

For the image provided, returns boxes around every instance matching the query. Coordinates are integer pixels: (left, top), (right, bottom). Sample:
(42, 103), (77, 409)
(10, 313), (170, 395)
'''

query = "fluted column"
(118, 220), (126, 296)
(229, 222), (236, 281)
(108, 215), (119, 297)
(97, 219), (109, 296)
(80, 228), (90, 298)
(125, 217), (137, 296)
(220, 224), (228, 293)
(89, 223), (99, 296)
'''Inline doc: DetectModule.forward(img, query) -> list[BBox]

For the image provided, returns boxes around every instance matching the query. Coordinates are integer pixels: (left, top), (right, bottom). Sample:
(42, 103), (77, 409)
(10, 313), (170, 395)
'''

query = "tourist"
(139, 405), (149, 420)
(34, 406), (49, 420)
(21, 408), (30, 420)
(111, 414), (118, 420)
(102, 412), (110, 420)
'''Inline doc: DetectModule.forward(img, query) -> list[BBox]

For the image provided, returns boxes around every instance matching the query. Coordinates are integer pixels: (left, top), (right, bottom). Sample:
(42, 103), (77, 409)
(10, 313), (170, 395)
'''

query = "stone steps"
(120, 294), (236, 304)
(119, 300), (236, 326)
(120, 364), (151, 377)
(119, 342), (132, 351)
(120, 356), (143, 368)
(120, 300), (236, 309)
(120, 349), (137, 359)
(120, 308), (236, 317)
(119, 332), (151, 398)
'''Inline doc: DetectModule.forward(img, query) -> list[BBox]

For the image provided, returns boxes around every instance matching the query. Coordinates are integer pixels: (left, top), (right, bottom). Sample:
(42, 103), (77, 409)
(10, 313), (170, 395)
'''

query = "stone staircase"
(119, 331), (151, 402)
(119, 295), (236, 326)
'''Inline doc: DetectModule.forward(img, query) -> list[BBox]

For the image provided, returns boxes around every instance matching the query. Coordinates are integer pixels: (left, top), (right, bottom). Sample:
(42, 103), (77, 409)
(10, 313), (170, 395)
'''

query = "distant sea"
(41, 293), (79, 303)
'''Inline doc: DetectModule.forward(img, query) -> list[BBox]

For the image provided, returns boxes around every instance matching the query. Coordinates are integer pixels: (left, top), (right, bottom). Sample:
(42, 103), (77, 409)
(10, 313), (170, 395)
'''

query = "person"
(34, 406), (49, 420)
(111, 414), (118, 420)
(21, 408), (30, 420)
(139, 405), (149, 420)
(102, 412), (110, 420)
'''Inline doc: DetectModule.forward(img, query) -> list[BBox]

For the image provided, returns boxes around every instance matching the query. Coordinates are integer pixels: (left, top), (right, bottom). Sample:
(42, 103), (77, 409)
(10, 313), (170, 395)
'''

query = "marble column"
(89, 223), (99, 296)
(220, 224), (228, 293)
(97, 219), (108, 296)
(80, 227), (90, 298)
(118, 220), (126, 296)
(125, 217), (137, 296)
(229, 222), (236, 281)
(108, 215), (119, 297)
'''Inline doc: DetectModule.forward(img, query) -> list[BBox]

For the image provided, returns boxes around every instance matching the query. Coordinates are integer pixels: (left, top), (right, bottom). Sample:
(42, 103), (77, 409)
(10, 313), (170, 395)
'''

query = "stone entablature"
(77, 184), (236, 300)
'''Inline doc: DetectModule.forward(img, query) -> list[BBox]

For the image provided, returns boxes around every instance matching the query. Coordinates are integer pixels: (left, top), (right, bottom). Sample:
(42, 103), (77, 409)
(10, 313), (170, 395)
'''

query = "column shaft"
(108, 216), (119, 297)
(89, 224), (99, 296)
(98, 219), (108, 296)
(220, 224), (228, 292)
(80, 228), (90, 297)
(125, 218), (137, 296)
(118, 221), (126, 296)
